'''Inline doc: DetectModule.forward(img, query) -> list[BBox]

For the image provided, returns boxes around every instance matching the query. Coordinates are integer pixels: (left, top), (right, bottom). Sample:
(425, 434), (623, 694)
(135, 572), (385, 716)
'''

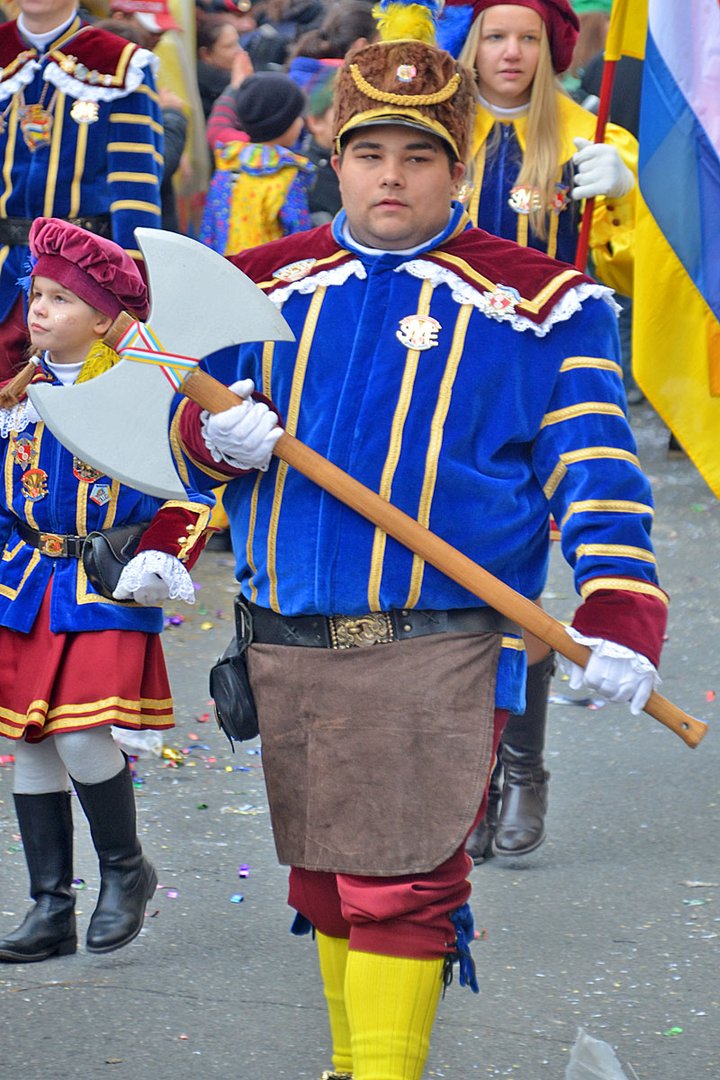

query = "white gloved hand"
(113, 550), (196, 606)
(571, 137), (635, 200)
(560, 627), (660, 715)
(202, 379), (283, 471)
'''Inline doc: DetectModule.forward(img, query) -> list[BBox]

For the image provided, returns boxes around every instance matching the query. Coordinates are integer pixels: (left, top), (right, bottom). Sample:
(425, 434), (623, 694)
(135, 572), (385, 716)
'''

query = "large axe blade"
(26, 229), (708, 750)
(27, 229), (294, 499)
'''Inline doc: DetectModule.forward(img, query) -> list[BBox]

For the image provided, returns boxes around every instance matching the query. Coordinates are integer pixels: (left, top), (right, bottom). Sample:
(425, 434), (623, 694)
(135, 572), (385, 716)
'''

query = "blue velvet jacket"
(0, 362), (213, 634)
(181, 206), (667, 712)
(0, 17), (163, 322)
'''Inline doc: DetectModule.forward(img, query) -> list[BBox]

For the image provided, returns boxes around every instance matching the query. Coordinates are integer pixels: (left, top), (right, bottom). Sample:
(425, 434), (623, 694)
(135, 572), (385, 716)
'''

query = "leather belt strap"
(241, 599), (519, 650)
(16, 519), (88, 558)
(0, 214), (112, 248)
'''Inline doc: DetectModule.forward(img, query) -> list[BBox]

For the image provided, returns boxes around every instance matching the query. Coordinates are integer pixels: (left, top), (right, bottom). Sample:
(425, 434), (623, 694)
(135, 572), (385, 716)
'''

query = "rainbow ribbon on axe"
(115, 320), (200, 391)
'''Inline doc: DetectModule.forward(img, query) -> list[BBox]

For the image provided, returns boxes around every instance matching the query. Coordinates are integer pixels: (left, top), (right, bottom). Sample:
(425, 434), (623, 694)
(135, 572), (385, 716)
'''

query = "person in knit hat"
(200, 71), (315, 255)
(429, 1), (642, 869)
(173, 1), (666, 1076)
(0, 219), (214, 964)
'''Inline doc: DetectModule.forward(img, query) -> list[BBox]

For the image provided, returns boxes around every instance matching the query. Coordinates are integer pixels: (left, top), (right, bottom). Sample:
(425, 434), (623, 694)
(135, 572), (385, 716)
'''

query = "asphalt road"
(1, 399), (718, 1080)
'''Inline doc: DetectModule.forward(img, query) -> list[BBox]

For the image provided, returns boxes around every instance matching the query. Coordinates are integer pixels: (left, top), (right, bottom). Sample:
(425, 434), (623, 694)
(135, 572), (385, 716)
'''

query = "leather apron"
(247, 630), (501, 876)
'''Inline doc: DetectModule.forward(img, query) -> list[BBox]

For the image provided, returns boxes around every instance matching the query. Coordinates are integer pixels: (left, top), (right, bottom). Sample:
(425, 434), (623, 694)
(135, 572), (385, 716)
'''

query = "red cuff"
(136, 503), (211, 570)
(571, 586), (668, 668)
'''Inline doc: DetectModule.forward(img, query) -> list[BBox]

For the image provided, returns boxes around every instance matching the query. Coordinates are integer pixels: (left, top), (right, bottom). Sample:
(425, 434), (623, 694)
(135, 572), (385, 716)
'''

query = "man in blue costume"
(0, 0), (163, 379)
(178, 7), (667, 1078)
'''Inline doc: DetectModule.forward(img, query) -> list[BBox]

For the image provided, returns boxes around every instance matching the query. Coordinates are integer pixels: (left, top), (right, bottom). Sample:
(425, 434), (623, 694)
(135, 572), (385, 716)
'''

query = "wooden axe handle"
(180, 367), (707, 749)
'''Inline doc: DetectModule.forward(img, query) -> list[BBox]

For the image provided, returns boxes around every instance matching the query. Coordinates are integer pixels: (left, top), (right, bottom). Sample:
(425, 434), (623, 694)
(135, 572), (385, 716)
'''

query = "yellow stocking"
(344, 951), (444, 1080)
(316, 932), (353, 1076)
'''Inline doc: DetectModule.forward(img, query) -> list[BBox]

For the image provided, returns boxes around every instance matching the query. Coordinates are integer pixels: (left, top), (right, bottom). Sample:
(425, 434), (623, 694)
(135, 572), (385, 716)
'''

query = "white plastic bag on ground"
(111, 726), (163, 758)
(565, 1028), (630, 1080)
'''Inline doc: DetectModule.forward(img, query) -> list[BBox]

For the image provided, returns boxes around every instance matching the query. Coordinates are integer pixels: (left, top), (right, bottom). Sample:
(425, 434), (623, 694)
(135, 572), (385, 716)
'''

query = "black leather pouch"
(82, 523), (150, 600)
(209, 599), (259, 748)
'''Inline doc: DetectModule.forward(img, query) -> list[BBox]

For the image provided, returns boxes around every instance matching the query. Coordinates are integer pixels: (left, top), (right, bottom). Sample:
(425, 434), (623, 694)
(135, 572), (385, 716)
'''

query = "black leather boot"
(493, 652), (555, 857)
(72, 758), (157, 954)
(465, 758), (502, 864)
(0, 791), (77, 962)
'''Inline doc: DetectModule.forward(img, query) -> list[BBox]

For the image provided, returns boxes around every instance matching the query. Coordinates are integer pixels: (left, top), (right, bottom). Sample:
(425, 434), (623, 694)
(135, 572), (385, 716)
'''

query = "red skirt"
(0, 586), (174, 742)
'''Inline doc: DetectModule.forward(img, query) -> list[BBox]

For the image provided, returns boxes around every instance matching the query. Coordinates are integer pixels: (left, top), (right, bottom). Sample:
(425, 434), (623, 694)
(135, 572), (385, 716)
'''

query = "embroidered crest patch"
(12, 436), (36, 467)
(508, 185), (543, 215)
(273, 259), (316, 282)
(396, 314), (441, 351)
(70, 100), (100, 125)
(89, 483), (111, 506)
(73, 458), (103, 483)
(482, 285), (522, 317)
(21, 467), (48, 501)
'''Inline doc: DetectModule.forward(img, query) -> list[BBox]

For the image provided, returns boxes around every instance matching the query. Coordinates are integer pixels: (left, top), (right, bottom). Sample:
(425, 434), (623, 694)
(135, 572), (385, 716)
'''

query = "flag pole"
(574, 56), (618, 271)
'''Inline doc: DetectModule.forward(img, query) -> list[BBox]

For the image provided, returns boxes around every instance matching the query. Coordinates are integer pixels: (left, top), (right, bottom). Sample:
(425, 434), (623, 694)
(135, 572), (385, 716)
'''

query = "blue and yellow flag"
(631, 0), (720, 497)
(604, 0), (647, 61)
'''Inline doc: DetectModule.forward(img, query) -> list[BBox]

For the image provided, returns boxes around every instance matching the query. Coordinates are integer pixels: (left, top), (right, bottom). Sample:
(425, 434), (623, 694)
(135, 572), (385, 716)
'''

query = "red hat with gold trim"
(333, 0), (477, 163)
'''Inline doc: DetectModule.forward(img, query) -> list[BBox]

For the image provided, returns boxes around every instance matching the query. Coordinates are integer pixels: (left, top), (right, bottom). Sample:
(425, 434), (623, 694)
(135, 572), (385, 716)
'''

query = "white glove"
(571, 137), (634, 200)
(560, 627), (660, 715)
(202, 378), (283, 472)
(113, 550), (196, 606)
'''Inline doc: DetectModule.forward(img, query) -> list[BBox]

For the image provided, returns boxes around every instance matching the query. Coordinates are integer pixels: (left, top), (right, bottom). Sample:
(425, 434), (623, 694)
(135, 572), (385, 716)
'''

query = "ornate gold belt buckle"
(329, 612), (394, 649)
(38, 532), (67, 557)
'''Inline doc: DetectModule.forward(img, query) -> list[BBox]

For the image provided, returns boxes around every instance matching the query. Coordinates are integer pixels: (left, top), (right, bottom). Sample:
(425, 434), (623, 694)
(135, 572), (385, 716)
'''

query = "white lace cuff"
(565, 626), (657, 674)
(120, 550), (196, 603)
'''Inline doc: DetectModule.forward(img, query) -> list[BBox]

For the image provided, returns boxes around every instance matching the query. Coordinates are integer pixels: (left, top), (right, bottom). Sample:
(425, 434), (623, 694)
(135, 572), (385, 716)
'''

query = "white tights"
(12, 727), (126, 794)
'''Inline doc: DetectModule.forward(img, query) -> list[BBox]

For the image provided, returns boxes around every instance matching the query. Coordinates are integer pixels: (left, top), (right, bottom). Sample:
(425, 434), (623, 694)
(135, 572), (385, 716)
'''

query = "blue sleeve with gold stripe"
(107, 65), (164, 260)
(532, 296), (662, 603)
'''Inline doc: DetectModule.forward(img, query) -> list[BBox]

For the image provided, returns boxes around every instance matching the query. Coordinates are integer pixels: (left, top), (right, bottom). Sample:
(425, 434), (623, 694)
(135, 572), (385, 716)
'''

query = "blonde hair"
(460, 12), (562, 240)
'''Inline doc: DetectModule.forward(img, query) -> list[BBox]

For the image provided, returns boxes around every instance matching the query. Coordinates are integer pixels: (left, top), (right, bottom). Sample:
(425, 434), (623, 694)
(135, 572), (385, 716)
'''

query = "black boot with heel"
(493, 651), (555, 857)
(72, 757), (157, 954)
(0, 791), (77, 963)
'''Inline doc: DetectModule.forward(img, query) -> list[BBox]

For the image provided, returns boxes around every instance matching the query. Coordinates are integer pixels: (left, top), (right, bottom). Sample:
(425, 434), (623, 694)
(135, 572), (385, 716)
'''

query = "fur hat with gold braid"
(333, 0), (477, 164)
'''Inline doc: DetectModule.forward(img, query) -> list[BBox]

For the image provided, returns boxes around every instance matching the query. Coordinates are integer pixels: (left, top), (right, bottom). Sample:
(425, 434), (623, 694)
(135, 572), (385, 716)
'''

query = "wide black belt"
(16, 520), (88, 558)
(0, 214), (112, 248)
(241, 599), (519, 650)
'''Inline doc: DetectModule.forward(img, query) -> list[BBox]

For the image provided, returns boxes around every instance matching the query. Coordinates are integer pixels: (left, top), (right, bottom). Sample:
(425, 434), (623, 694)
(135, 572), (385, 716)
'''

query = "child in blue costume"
(0, 218), (212, 963)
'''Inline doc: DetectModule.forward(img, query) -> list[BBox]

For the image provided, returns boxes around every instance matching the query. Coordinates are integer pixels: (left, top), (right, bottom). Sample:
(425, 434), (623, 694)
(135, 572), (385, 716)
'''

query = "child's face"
(28, 275), (111, 364)
(306, 106), (335, 151)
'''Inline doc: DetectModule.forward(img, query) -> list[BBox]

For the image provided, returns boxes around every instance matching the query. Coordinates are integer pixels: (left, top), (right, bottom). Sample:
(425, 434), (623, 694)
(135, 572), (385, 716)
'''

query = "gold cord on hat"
(349, 63), (461, 106)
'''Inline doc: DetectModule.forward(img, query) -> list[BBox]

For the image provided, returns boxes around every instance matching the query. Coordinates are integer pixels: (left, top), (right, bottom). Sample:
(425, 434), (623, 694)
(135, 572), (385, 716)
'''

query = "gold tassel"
(0, 358), (41, 409)
(76, 339), (121, 384)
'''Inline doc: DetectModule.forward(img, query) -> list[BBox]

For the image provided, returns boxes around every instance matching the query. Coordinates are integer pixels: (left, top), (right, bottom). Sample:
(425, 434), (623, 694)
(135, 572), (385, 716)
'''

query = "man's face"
(332, 126), (465, 251)
(19, 0), (77, 33)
